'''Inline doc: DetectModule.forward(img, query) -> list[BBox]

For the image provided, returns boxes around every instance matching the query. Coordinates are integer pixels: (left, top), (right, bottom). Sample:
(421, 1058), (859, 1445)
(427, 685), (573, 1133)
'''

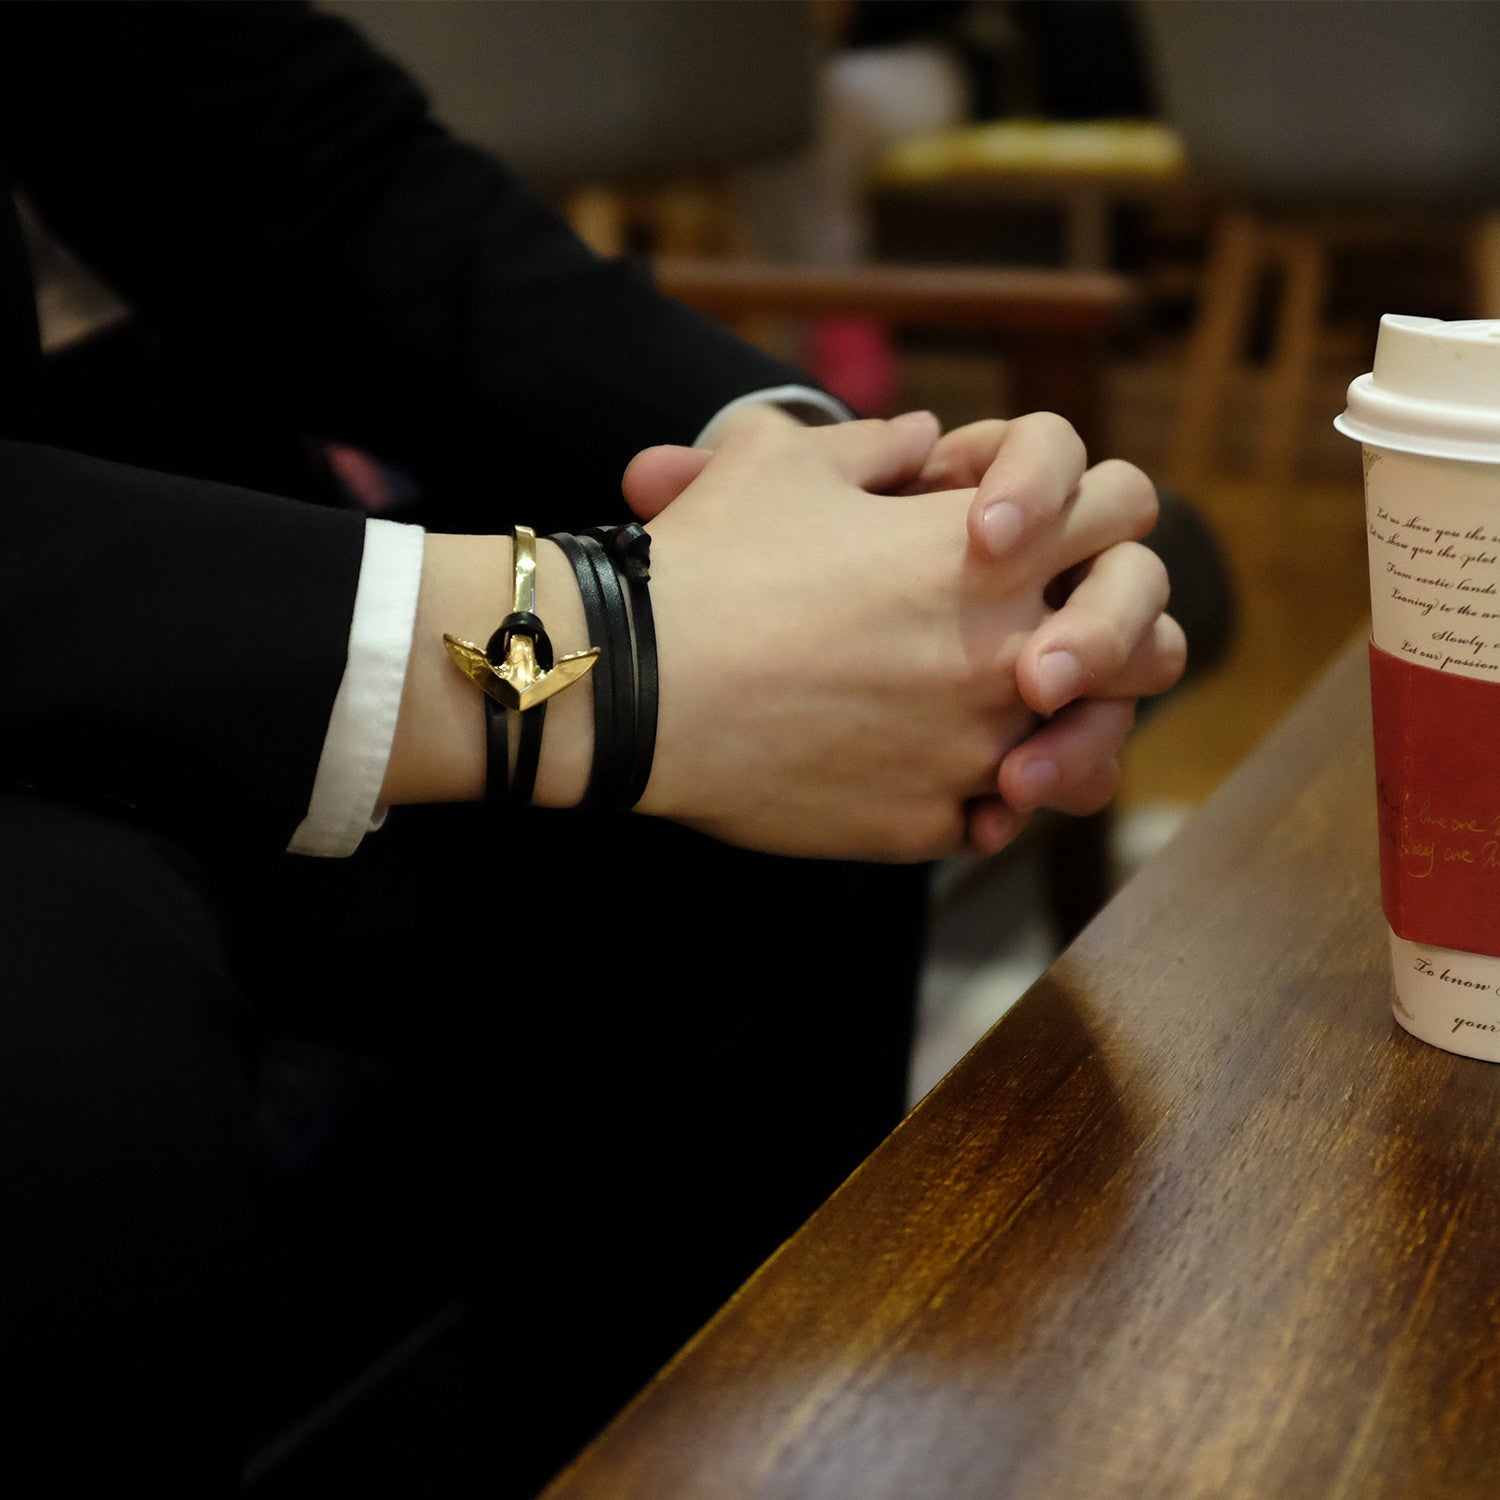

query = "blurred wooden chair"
(1137, 0), (1500, 487)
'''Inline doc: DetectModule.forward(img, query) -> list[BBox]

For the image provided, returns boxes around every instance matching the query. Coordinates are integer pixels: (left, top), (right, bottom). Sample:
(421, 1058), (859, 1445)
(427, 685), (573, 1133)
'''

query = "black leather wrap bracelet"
(593, 523), (658, 808)
(553, 531), (632, 810)
(552, 525), (658, 813)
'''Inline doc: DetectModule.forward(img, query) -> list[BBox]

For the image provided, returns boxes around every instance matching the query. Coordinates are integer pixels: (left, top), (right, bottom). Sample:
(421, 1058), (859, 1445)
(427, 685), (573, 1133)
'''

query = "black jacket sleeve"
(0, 1), (814, 528)
(0, 441), (365, 854)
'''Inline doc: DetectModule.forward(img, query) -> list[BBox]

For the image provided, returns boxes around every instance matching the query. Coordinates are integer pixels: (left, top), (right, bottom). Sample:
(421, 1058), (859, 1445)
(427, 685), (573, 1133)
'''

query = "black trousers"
(0, 793), (260, 1494)
(0, 789), (926, 1496)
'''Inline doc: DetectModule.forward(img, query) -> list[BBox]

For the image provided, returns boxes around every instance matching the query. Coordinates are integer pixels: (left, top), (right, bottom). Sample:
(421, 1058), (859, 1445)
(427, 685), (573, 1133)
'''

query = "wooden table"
(545, 637), (1500, 1499)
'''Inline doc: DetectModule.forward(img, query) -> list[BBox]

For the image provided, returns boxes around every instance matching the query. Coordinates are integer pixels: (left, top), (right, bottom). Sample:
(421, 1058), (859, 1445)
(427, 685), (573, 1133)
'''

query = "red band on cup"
(1370, 640), (1500, 957)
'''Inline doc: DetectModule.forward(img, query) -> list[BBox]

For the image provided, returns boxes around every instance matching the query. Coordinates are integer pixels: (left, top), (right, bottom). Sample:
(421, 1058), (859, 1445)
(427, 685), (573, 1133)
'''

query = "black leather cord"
(574, 531), (637, 811)
(551, 532), (617, 810)
(552, 528), (657, 813)
(483, 611), (551, 809)
(596, 523), (658, 808)
(483, 692), (510, 805)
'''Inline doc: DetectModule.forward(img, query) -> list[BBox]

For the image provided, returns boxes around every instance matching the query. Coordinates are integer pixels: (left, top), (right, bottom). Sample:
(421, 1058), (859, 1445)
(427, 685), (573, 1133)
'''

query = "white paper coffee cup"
(1337, 314), (1500, 1059)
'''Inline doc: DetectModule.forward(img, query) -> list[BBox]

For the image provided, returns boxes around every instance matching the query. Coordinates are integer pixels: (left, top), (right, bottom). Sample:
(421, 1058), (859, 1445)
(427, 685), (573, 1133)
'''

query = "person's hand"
(909, 415), (1186, 852)
(624, 409), (1186, 856)
(623, 408), (1161, 861)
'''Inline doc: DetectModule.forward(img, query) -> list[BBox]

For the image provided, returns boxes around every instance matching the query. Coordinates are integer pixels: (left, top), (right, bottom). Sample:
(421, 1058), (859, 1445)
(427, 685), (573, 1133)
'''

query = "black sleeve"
(0, 1), (815, 528)
(0, 441), (365, 854)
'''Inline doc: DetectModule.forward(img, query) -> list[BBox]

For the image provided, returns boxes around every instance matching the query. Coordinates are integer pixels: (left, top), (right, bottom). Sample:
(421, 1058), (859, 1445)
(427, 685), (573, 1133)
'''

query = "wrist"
(379, 533), (595, 808)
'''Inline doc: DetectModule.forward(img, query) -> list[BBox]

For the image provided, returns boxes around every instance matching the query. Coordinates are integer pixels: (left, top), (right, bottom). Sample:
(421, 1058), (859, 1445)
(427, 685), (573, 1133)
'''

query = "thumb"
(621, 444), (713, 520)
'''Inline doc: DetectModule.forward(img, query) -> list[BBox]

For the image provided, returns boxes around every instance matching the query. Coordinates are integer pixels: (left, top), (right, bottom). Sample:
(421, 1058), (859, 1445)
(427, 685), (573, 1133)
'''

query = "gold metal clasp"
(442, 630), (598, 711)
(443, 524), (599, 710)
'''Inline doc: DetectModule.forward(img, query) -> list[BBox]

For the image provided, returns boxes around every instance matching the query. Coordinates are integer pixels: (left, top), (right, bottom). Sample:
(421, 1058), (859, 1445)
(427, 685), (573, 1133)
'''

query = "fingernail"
(1033, 650), (1083, 711)
(982, 499), (1024, 554)
(1014, 758), (1060, 803)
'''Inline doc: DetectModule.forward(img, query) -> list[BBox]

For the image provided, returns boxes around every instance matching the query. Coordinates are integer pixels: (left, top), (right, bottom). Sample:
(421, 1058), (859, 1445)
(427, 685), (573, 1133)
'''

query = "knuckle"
(1090, 460), (1159, 536)
(1152, 615), (1190, 687)
(1075, 615), (1135, 676)
(1117, 541), (1172, 610)
(1022, 409), (1086, 454)
(720, 414), (796, 467)
(722, 405), (785, 443)
(1004, 412), (1088, 493)
(1146, 544), (1173, 605)
(950, 417), (1008, 451)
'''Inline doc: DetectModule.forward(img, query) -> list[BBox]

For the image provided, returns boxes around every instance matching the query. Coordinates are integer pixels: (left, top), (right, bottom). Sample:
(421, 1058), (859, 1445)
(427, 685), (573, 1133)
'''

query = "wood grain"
(545, 638), (1500, 1500)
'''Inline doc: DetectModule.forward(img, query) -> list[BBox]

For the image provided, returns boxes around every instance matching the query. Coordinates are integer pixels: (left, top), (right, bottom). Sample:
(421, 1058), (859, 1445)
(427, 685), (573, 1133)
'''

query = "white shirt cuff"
(287, 517), (425, 858)
(693, 384), (852, 446)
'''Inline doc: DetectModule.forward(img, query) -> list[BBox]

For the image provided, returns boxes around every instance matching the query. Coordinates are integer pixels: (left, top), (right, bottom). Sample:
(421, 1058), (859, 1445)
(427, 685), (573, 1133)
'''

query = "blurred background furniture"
(657, 257), (1126, 448)
(323, 0), (820, 259)
(1136, 0), (1500, 487)
(873, 117), (1190, 273)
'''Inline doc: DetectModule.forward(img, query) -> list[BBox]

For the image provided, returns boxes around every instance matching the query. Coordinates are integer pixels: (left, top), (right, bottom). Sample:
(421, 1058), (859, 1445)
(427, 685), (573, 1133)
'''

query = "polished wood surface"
(547, 638), (1500, 1499)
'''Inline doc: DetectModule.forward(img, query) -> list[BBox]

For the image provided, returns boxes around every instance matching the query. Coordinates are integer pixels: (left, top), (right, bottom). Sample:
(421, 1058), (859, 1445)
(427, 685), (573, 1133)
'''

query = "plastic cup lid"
(1335, 314), (1500, 463)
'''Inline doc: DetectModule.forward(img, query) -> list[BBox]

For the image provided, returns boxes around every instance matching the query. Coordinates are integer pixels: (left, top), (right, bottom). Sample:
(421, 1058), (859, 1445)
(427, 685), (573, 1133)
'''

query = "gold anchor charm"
(442, 632), (598, 710)
(443, 524), (598, 710)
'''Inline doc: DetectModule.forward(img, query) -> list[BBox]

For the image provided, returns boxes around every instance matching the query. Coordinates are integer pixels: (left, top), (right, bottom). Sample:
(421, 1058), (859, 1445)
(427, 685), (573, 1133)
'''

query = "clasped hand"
(624, 407), (1186, 860)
